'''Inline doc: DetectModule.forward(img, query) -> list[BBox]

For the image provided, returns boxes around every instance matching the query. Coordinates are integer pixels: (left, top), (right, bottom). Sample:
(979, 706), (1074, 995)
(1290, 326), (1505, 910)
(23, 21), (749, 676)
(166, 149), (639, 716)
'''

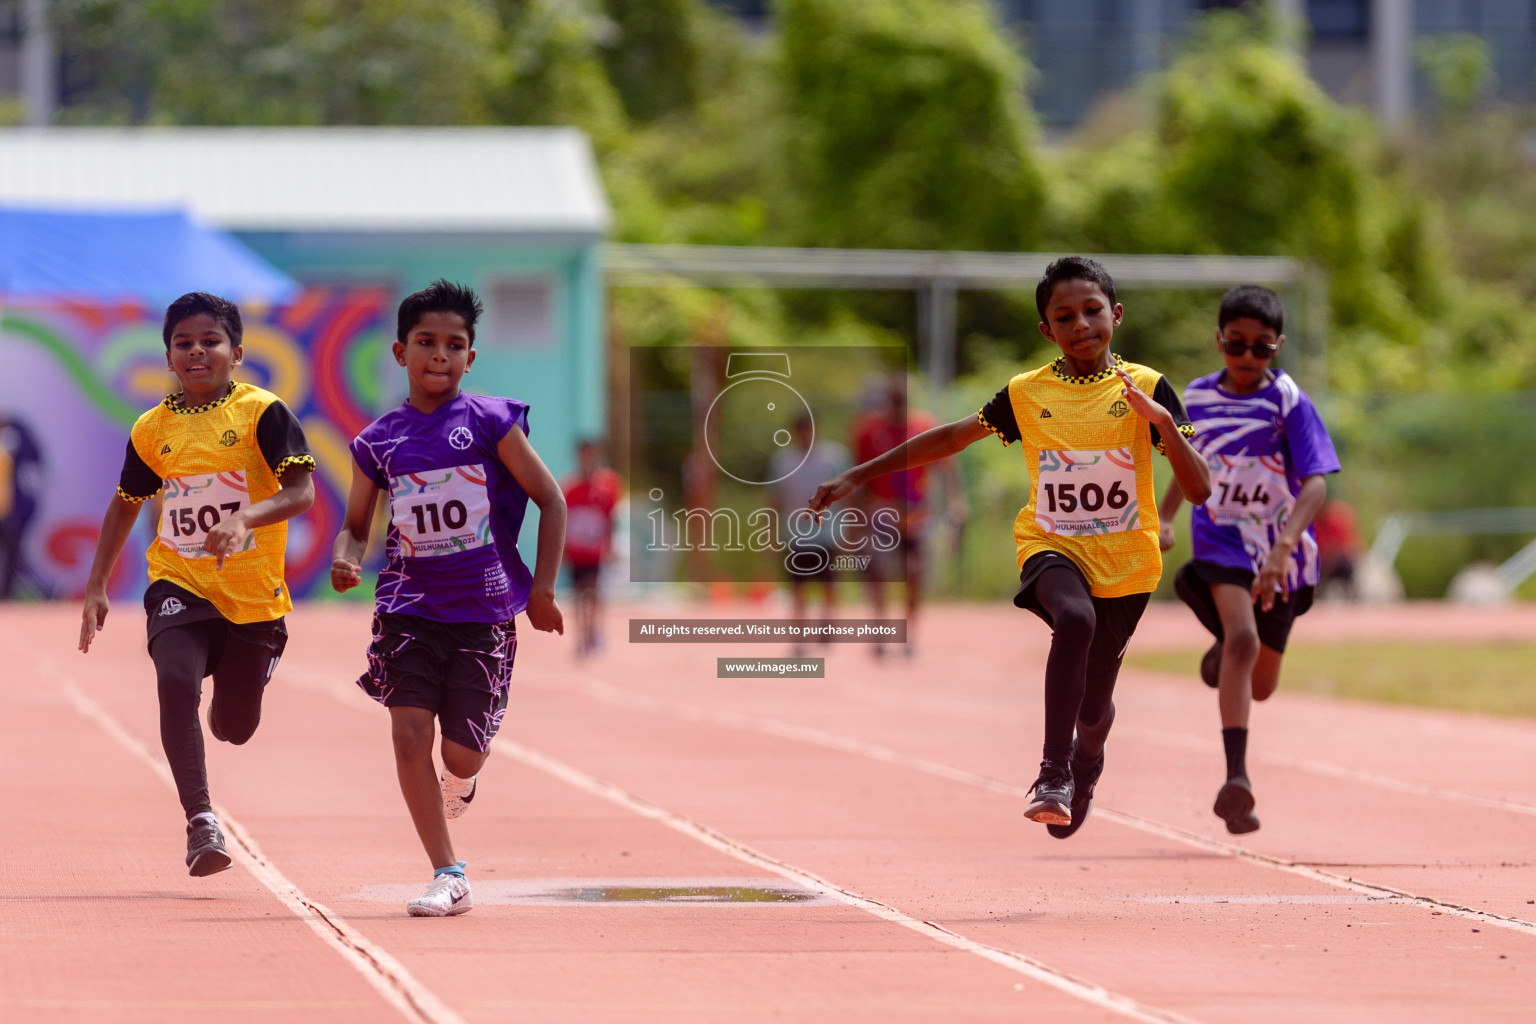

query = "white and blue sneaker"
(407, 873), (473, 917)
(441, 773), (477, 820)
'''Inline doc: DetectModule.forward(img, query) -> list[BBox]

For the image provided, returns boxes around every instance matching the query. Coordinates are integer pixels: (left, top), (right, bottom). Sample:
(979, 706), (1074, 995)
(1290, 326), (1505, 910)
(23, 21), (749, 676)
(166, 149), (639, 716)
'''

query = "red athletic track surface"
(3, 598), (1535, 1023)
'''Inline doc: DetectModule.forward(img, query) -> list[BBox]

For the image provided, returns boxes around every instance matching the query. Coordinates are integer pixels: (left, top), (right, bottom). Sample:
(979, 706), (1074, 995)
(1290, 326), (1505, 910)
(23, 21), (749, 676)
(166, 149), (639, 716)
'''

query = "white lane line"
(284, 670), (1205, 1024)
(487, 736), (1205, 1024)
(840, 679), (1536, 819)
(552, 673), (1536, 939)
(59, 676), (467, 1024)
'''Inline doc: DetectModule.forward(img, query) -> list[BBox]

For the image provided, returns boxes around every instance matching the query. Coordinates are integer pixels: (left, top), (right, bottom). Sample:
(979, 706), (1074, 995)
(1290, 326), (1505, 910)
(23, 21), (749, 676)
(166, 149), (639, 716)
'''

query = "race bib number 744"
(389, 464), (494, 557)
(1034, 448), (1140, 537)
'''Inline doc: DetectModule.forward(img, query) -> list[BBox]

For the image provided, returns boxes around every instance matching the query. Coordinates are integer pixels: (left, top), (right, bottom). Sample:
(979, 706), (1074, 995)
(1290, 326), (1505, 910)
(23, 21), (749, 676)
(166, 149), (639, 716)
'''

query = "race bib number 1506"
(1034, 448), (1140, 537)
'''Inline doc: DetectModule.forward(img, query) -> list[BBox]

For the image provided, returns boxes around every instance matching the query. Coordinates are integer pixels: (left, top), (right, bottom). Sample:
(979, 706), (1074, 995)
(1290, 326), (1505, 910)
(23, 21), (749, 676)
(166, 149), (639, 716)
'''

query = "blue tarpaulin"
(0, 207), (297, 303)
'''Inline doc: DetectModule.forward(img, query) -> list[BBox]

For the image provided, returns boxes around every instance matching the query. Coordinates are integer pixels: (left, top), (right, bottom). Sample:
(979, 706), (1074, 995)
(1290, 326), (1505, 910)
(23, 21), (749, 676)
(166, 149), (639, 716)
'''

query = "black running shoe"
(1024, 759), (1074, 826)
(186, 818), (233, 876)
(1048, 747), (1105, 840)
(1213, 777), (1260, 834)
(1200, 641), (1222, 689)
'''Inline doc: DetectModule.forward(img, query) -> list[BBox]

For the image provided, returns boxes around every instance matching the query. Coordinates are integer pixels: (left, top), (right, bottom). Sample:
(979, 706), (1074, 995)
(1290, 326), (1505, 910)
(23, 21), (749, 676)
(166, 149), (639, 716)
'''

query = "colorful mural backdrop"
(0, 289), (399, 603)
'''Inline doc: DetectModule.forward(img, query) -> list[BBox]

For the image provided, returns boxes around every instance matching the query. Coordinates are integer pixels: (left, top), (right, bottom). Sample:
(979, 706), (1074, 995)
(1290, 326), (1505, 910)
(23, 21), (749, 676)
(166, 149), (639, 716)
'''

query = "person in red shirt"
(562, 440), (622, 655)
(851, 378), (964, 656)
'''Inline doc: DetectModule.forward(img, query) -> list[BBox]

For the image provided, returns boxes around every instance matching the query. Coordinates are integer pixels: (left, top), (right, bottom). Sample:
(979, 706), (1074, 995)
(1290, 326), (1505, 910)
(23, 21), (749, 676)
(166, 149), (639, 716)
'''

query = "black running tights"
(1034, 566), (1135, 764)
(150, 621), (276, 819)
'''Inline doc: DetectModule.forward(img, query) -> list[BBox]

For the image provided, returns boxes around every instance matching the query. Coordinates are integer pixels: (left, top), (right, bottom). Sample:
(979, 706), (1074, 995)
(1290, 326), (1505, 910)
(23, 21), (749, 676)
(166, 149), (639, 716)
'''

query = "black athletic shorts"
(356, 612), (516, 753)
(569, 563), (601, 590)
(144, 579), (288, 665)
(1173, 559), (1315, 654)
(1013, 552), (1151, 659)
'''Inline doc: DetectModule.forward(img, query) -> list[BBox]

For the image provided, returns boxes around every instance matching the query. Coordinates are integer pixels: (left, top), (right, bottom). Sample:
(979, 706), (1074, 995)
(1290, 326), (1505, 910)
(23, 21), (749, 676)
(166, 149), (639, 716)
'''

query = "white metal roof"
(0, 127), (610, 235)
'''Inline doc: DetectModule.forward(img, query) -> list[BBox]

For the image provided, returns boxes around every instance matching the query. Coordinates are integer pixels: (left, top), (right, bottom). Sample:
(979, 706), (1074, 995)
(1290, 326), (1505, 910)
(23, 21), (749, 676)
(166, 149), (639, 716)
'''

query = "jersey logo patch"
(159, 597), (185, 617)
(1039, 408), (1053, 419)
(448, 426), (473, 451)
(161, 443), (172, 454)
(219, 429), (239, 447)
(1107, 401), (1129, 418)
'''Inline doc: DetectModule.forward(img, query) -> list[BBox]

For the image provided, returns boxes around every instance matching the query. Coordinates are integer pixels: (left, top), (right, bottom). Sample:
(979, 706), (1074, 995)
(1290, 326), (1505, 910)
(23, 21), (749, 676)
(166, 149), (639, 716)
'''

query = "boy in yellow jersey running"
(811, 257), (1211, 838)
(78, 292), (316, 876)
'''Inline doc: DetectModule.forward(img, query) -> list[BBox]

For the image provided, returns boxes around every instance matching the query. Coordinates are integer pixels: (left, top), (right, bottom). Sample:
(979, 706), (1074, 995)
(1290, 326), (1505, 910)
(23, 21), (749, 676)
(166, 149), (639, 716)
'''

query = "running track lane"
(6, 606), (1137, 1023)
(5, 601), (1534, 1021)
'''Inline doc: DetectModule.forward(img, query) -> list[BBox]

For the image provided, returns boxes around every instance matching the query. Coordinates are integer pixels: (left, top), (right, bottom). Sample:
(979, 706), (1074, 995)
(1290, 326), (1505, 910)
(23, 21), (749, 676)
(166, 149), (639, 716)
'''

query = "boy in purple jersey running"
(1157, 285), (1340, 835)
(332, 280), (566, 917)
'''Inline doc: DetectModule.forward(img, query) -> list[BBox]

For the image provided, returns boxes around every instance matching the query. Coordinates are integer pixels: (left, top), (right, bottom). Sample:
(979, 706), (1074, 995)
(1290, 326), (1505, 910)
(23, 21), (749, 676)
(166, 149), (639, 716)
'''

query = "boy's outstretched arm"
(332, 464), (380, 593)
(1157, 480), (1185, 552)
(498, 426), (566, 635)
(810, 416), (990, 514)
(204, 465), (316, 569)
(1254, 474), (1329, 611)
(79, 495), (146, 653)
(1114, 368), (1211, 505)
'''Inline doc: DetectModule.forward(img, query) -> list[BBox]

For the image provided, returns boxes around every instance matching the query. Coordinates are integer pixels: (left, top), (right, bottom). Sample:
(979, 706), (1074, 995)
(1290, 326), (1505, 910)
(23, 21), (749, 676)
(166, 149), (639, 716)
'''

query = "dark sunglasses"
(1219, 337), (1278, 359)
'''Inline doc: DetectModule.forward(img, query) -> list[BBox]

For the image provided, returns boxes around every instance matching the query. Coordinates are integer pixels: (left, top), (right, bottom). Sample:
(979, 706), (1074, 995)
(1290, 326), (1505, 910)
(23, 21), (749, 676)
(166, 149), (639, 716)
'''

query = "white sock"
(189, 811), (218, 827)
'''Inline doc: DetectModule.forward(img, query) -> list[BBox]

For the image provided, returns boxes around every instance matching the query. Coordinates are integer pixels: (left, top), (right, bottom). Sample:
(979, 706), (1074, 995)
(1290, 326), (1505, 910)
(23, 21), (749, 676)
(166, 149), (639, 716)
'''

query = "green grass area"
(1127, 643), (1536, 719)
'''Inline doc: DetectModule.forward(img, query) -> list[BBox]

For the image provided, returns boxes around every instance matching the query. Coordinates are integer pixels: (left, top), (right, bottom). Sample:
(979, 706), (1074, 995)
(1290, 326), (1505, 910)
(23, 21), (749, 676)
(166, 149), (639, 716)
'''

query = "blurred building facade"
(1002, 0), (1535, 126)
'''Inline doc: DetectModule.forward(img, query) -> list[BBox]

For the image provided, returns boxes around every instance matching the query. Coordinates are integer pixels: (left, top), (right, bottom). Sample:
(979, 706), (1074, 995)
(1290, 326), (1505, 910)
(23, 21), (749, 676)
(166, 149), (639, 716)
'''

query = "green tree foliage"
(775, 0), (1045, 251)
(55, 0), (503, 125)
(487, 0), (628, 147)
(597, 0), (704, 123)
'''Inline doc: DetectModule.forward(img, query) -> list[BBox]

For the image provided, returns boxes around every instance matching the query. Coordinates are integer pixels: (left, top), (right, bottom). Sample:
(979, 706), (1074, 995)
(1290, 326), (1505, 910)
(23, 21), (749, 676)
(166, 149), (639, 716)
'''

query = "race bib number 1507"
(1034, 448), (1139, 537)
(159, 472), (254, 559)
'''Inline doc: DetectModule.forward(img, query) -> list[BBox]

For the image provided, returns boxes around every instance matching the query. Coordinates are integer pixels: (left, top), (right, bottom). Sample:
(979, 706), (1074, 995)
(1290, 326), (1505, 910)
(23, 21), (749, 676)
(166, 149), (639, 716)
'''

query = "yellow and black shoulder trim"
(116, 485), (155, 504)
(274, 454), (317, 475)
(976, 410), (1011, 446)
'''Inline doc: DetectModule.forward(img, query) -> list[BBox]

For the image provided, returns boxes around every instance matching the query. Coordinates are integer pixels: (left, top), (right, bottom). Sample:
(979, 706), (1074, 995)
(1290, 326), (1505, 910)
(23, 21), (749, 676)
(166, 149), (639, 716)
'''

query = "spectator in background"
(851, 377), (965, 657)
(0, 416), (45, 599)
(1313, 498), (1361, 600)
(769, 413), (850, 656)
(563, 439), (622, 655)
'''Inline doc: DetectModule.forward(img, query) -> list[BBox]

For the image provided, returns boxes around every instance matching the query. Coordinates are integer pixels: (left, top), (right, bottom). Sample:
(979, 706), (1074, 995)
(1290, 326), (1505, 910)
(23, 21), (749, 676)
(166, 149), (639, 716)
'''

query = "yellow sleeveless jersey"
(977, 358), (1193, 598)
(118, 382), (314, 623)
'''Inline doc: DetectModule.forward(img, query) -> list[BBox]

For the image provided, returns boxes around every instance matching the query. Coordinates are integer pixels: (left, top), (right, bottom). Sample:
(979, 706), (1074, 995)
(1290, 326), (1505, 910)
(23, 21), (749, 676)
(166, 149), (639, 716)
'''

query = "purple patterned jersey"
(1184, 370), (1340, 589)
(350, 393), (533, 622)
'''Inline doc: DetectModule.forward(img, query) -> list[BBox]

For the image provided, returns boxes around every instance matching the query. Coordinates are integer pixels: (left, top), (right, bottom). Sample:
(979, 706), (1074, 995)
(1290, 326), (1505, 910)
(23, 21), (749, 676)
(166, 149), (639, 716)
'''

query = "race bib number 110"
(389, 464), (494, 557)
(1034, 448), (1139, 537)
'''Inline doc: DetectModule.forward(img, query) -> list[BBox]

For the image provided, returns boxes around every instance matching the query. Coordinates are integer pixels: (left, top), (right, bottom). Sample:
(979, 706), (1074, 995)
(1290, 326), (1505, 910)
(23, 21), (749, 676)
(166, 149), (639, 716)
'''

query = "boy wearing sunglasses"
(1156, 285), (1340, 835)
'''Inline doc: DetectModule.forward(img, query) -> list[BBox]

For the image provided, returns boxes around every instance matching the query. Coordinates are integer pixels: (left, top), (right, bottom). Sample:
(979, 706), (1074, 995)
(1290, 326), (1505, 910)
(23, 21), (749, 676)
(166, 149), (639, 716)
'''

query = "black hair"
(162, 292), (243, 349)
(1035, 256), (1117, 321)
(397, 279), (484, 344)
(1218, 284), (1285, 334)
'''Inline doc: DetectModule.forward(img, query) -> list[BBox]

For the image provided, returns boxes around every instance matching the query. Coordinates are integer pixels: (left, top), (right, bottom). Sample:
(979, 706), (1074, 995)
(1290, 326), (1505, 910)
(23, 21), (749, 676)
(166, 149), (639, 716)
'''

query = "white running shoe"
(441, 773), (477, 820)
(407, 874), (473, 917)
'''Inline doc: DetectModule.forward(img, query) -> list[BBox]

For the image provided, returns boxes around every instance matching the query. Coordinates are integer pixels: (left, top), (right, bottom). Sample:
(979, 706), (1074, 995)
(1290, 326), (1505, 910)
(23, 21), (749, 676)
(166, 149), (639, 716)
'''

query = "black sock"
(1222, 727), (1248, 781)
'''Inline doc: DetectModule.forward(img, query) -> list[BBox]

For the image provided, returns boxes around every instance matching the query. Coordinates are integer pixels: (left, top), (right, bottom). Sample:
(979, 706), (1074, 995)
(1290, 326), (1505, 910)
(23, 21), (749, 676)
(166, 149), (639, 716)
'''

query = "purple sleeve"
(349, 432), (388, 490)
(1284, 394), (1341, 478)
(485, 398), (530, 449)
